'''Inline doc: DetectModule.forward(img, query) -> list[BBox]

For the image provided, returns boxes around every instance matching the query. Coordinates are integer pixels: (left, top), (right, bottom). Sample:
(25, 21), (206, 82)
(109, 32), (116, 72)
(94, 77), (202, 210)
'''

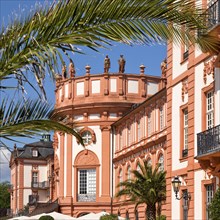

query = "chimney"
(41, 133), (51, 142)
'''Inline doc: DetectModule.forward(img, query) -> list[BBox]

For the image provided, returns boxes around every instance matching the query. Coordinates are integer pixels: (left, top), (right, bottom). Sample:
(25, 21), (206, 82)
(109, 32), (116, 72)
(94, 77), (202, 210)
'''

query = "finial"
(85, 64), (91, 75)
(139, 64), (145, 75)
(69, 59), (75, 78)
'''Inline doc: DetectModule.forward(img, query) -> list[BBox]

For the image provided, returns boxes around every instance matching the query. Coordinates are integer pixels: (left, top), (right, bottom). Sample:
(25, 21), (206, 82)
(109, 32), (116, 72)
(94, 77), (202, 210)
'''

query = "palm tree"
(115, 160), (166, 220)
(0, 0), (217, 142)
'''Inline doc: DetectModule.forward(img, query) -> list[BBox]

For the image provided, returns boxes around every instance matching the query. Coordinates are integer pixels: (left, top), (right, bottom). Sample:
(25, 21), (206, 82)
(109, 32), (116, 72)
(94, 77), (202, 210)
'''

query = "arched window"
(137, 119), (141, 141)
(127, 125), (131, 146)
(158, 154), (164, 171)
(147, 158), (152, 167)
(118, 211), (121, 216)
(119, 169), (123, 190)
(159, 105), (164, 130)
(136, 163), (141, 173)
(126, 211), (129, 220)
(127, 166), (131, 180)
(147, 112), (151, 137)
(119, 130), (123, 150)
(135, 209), (139, 220)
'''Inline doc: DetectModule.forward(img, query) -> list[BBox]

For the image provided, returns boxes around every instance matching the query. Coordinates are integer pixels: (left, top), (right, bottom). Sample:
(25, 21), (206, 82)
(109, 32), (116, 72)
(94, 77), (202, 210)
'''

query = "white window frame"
(127, 125), (131, 146)
(159, 106), (164, 131)
(32, 172), (38, 183)
(206, 91), (214, 129)
(78, 169), (96, 195)
(158, 154), (164, 172)
(119, 169), (123, 190)
(137, 120), (141, 141)
(82, 131), (92, 145)
(183, 109), (188, 150)
(32, 150), (38, 157)
(119, 131), (123, 150)
(127, 166), (131, 180)
(147, 112), (152, 137)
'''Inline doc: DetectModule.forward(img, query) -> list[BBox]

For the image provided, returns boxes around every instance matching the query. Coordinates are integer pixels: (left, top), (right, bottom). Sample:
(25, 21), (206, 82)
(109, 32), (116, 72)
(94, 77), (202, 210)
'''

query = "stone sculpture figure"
(118, 55), (126, 73)
(69, 59), (76, 77)
(62, 65), (67, 79)
(160, 59), (167, 78)
(104, 55), (111, 73)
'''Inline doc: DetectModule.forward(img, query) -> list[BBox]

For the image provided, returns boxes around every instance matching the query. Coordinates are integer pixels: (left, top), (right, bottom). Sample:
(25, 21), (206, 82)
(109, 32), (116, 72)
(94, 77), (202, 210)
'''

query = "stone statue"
(104, 55), (111, 73)
(118, 55), (126, 73)
(62, 65), (67, 79)
(69, 59), (75, 77)
(160, 59), (167, 78)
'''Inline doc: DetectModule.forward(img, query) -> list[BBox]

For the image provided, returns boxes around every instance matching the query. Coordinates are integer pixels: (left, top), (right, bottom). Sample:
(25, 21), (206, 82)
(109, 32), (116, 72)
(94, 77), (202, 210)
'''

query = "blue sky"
(0, 0), (167, 182)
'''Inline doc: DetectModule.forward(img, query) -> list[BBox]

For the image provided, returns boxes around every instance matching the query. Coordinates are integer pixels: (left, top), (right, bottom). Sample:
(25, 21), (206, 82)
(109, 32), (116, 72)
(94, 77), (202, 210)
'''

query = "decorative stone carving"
(160, 59), (167, 79)
(75, 150), (99, 166)
(181, 79), (188, 102)
(203, 56), (217, 83)
(54, 154), (60, 171)
(53, 133), (59, 151)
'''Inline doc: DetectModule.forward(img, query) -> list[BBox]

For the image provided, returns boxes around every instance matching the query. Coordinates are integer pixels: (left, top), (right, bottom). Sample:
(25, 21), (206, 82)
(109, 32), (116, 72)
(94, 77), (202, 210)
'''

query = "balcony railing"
(197, 124), (220, 157)
(29, 195), (39, 205)
(78, 194), (96, 202)
(198, 0), (220, 37)
(31, 181), (49, 189)
(207, 0), (220, 29)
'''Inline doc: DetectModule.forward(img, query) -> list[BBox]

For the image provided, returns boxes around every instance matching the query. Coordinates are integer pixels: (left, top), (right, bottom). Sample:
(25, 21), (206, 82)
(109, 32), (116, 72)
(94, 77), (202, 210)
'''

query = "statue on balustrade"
(160, 59), (167, 78)
(104, 55), (111, 73)
(69, 59), (76, 77)
(62, 64), (67, 79)
(118, 54), (126, 73)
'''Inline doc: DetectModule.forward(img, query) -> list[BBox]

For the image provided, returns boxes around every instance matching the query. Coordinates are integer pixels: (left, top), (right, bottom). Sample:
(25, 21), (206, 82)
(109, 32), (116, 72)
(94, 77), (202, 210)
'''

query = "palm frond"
(115, 160), (166, 207)
(0, 98), (83, 145)
(0, 0), (217, 98)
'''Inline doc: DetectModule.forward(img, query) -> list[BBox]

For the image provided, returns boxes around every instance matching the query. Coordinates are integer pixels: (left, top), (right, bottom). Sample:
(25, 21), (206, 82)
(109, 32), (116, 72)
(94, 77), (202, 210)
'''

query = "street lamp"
(172, 176), (191, 200)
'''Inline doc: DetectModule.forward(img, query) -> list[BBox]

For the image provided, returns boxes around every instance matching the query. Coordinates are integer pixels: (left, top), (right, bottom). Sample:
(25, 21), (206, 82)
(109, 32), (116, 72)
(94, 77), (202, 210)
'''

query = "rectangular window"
(160, 106), (164, 131)
(32, 150), (38, 157)
(182, 25), (189, 61)
(128, 126), (131, 146)
(32, 172), (38, 183)
(183, 109), (188, 150)
(119, 131), (123, 150)
(206, 91), (214, 129)
(147, 113), (151, 137)
(206, 184), (214, 220)
(137, 120), (141, 141)
(79, 169), (96, 195)
(182, 190), (188, 220)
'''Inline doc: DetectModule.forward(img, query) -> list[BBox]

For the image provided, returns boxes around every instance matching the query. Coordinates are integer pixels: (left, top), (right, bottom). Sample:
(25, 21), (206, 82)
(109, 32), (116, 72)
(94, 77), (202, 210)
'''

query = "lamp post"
(172, 176), (191, 200)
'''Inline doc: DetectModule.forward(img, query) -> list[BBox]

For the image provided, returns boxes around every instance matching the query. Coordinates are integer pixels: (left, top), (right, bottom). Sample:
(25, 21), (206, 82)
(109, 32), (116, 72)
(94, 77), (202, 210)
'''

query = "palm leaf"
(0, 98), (83, 145)
(115, 160), (166, 208)
(0, 0), (217, 98)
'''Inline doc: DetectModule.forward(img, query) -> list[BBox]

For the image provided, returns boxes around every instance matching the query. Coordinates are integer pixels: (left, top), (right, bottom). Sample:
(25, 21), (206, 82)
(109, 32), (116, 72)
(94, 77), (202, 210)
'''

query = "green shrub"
(209, 187), (220, 220)
(156, 215), (166, 220)
(38, 215), (54, 220)
(100, 214), (118, 220)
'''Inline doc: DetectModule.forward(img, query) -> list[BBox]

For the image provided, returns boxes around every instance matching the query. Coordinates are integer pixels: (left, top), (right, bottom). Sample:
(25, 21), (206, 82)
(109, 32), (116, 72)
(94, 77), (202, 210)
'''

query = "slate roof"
(13, 137), (53, 160)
